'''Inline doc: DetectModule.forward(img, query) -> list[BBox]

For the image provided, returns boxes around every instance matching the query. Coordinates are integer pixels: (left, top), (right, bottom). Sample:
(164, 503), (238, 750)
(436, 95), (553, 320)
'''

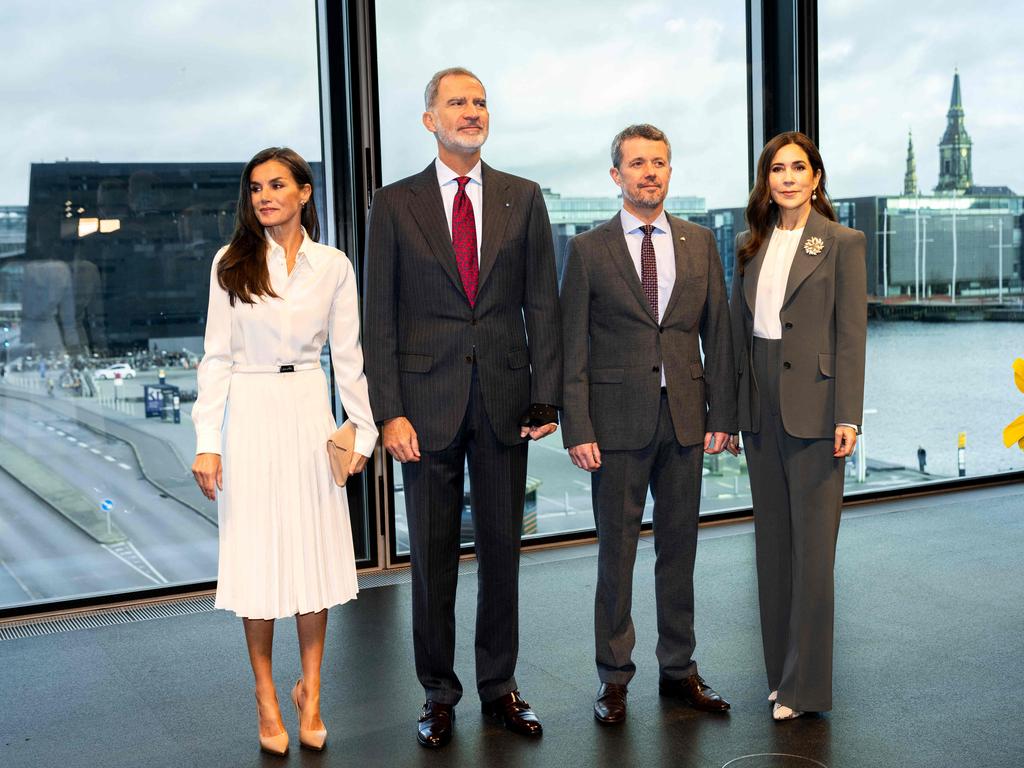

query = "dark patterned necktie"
(640, 224), (659, 321)
(452, 176), (479, 306)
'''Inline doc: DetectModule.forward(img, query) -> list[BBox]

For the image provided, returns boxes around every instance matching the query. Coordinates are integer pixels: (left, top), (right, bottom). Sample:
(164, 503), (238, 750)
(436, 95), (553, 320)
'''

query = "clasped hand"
(383, 416), (557, 464)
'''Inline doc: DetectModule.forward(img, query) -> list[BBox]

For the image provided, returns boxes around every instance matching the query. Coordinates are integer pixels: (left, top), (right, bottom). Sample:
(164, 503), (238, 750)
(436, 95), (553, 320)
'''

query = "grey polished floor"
(2, 484), (1023, 768)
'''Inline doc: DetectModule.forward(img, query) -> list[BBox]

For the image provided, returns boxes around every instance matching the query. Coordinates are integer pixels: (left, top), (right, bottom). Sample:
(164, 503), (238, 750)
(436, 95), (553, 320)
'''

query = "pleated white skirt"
(215, 368), (358, 620)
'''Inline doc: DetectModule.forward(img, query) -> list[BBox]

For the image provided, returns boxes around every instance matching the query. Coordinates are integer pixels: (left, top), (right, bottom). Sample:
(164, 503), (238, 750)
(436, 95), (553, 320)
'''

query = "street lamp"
(988, 218), (1008, 304)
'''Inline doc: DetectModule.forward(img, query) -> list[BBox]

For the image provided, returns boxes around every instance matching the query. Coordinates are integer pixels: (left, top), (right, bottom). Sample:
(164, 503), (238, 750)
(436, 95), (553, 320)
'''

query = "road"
(0, 395), (218, 608)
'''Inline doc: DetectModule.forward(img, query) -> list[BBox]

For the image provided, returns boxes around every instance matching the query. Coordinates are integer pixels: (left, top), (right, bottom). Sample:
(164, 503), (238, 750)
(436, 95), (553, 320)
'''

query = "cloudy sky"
(2, 0), (1021, 209)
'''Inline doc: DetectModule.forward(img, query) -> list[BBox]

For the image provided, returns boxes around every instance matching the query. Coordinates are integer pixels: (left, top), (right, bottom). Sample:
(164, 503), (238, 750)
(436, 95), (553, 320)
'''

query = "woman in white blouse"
(727, 132), (867, 721)
(191, 147), (377, 754)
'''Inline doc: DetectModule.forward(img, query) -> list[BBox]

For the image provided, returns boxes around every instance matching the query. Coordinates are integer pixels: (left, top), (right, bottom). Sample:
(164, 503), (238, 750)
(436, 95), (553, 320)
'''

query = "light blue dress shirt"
(620, 208), (675, 385)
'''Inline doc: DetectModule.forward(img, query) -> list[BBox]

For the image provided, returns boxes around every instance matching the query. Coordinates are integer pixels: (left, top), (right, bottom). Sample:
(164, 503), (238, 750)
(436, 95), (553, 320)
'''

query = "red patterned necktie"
(640, 224), (659, 321)
(452, 176), (479, 306)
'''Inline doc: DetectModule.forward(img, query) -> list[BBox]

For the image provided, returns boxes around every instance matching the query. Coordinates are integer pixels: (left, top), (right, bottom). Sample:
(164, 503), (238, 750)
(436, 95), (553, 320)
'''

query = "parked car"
(94, 363), (136, 380)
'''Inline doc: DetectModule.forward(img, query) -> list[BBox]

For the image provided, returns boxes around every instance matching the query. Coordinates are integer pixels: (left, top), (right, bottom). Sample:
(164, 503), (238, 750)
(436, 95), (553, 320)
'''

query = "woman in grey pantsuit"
(726, 132), (866, 720)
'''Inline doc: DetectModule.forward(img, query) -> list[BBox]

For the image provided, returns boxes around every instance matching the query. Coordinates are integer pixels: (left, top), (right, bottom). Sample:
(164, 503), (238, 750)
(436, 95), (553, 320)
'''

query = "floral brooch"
(803, 236), (825, 256)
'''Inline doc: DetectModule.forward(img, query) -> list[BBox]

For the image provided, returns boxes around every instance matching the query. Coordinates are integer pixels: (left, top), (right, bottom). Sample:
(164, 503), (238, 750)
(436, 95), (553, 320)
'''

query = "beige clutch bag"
(326, 420), (357, 487)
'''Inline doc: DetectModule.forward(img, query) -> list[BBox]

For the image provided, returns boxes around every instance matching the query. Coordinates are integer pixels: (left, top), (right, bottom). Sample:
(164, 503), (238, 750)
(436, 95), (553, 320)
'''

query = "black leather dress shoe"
(593, 682), (628, 725)
(659, 674), (730, 712)
(481, 690), (543, 737)
(417, 700), (455, 748)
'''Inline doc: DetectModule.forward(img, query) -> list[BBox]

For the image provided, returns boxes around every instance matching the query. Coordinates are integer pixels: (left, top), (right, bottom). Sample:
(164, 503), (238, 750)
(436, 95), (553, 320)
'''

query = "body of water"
(863, 320), (1024, 479)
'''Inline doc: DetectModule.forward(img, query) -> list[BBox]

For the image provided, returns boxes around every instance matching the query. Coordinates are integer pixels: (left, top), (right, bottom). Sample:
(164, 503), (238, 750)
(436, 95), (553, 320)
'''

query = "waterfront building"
(17, 161), (328, 354)
(836, 72), (1023, 301)
(543, 189), (706, 275)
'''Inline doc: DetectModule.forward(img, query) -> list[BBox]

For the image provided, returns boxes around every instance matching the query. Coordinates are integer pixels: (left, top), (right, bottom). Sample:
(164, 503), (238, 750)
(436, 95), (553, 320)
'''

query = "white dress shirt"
(753, 226), (803, 339)
(192, 229), (378, 457)
(620, 208), (676, 386)
(436, 157), (483, 262)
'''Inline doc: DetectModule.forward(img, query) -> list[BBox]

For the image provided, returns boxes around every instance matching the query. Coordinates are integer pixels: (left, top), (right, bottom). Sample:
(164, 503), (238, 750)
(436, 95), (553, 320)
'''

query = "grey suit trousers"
(402, 365), (527, 705)
(593, 391), (703, 685)
(744, 337), (844, 712)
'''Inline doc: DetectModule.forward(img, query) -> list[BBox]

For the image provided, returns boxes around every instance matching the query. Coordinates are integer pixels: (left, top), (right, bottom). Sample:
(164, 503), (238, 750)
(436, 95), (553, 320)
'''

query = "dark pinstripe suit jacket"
(560, 213), (737, 451)
(362, 162), (562, 452)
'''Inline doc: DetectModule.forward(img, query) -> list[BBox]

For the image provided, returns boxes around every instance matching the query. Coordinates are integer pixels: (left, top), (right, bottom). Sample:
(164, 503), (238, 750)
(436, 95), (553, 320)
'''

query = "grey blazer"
(362, 162), (562, 452)
(730, 207), (867, 439)
(560, 213), (737, 451)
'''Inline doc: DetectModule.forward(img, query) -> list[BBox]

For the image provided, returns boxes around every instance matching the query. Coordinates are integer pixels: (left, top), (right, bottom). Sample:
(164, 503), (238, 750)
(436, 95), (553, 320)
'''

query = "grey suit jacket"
(560, 213), (737, 451)
(730, 207), (867, 438)
(362, 161), (562, 451)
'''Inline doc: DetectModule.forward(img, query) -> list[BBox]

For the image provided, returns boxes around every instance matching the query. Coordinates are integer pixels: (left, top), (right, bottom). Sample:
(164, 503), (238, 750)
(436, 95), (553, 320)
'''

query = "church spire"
(935, 68), (973, 193)
(904, 129), (918, 195)
(949, 68), (963, 111)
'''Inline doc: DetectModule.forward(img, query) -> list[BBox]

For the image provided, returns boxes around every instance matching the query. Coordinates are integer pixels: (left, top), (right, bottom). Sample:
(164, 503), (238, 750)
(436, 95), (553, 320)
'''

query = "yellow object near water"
(1002, 358), (1024, 450)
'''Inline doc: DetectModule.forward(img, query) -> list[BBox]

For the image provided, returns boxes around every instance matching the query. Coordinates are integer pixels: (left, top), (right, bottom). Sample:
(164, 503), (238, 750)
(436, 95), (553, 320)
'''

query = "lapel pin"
(680, 236), (686, 241)
(505, 202), (510, 207)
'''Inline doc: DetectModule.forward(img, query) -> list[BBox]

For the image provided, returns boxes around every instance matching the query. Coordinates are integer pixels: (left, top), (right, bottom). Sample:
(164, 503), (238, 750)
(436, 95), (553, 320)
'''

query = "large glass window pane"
(819, 2), (1024, 493)
(0, 1), (335, 612)
(375, 1), (750, 554)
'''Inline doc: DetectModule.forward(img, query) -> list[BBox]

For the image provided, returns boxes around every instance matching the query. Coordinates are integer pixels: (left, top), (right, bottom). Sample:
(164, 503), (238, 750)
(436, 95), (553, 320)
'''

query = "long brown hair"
(738, 131), (836, 273)
(217, 147), (320, 305)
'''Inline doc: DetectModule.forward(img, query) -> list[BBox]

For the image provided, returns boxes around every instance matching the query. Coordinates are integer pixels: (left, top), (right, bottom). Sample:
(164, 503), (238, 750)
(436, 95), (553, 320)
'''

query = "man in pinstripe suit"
(363, 67), (562, 748)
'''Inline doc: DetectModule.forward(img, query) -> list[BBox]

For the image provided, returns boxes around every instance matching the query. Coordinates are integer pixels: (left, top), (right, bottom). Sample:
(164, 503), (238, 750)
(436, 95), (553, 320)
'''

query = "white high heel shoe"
(772, 701), (805, 721)
(292, 678), (327, 751)
(255, 693), (289, 755)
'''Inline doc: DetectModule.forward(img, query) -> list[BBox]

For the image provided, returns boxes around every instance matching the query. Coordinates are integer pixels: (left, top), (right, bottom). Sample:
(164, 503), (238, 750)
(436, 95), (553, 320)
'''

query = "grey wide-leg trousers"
(743, 337), (845, 712)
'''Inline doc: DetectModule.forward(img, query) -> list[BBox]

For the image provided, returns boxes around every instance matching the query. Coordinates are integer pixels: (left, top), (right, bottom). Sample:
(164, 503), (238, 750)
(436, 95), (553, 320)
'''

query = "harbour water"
(863, 320), (1024, 478)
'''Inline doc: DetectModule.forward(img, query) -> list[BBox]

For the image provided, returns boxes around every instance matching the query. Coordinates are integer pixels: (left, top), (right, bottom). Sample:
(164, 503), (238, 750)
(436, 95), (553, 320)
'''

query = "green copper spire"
(904, 129), (918, 195)
(935, 69), (972, 193)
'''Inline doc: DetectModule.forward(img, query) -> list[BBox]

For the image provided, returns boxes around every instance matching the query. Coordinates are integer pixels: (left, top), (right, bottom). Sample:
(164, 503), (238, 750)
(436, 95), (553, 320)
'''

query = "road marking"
(104, 455), (116, 462)
(538, 494), (579, 513)
(77, 442), (89, 448)
(0, 558), (40, 600)
(102, 541), (168, 585)
(46, 426), (55, 431)
(90, 448), (101, 455)
(66, 436), (77, 442)
(531, 441), (566, 455)
(56, 430), (66, 437)
(118, 463), (132, 471)
(573, 480), (591, 489)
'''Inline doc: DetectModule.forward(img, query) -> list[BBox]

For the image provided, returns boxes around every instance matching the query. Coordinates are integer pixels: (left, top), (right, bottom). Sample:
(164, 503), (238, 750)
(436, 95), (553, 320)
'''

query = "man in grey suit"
(560, 124), (737, 725)
(363, 67), (561, 748)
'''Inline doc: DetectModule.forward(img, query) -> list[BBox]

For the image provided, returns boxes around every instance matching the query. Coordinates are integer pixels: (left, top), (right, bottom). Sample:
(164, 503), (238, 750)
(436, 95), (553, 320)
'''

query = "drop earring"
(812, 190), (818, 201)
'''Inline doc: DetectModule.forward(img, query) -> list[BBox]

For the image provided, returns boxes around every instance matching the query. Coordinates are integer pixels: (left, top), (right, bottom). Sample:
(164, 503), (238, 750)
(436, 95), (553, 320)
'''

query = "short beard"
(623, 187), (666, 210)
(434, 123), (488, 153)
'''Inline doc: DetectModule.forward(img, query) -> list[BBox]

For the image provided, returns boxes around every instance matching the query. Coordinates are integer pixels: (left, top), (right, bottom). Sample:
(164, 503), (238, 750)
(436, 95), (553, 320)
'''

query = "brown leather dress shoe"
(417, 700), (455, 748)
(593, 682), (628, 725)
(481, 690), (543, 737)
(659, 674), (731, 712)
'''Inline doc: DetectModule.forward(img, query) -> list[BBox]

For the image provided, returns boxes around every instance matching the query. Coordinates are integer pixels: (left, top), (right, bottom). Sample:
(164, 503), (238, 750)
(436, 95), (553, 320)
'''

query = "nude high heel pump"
(255, 693), (289, 756)
(292, 679), (327, 750)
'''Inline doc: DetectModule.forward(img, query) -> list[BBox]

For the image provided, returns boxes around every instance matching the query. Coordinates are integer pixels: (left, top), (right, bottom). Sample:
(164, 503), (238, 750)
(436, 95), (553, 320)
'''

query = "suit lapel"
(783, 207), (834, 306)
(406, 162), (465, 299)
(478, 162), (513, 293)
(743, 230), (771, 313)
(601, 216), (658, 324)
(661, 215), (692, 322)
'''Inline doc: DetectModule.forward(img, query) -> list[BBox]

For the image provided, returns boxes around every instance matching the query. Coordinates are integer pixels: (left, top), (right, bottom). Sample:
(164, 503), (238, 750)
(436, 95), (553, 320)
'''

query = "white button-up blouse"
(192, 230), (378, 458)
(753, 226), (804, 340)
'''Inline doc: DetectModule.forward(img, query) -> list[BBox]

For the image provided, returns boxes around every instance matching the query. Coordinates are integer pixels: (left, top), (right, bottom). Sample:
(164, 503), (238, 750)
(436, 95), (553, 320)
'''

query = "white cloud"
(1, 0), (1019, 209)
